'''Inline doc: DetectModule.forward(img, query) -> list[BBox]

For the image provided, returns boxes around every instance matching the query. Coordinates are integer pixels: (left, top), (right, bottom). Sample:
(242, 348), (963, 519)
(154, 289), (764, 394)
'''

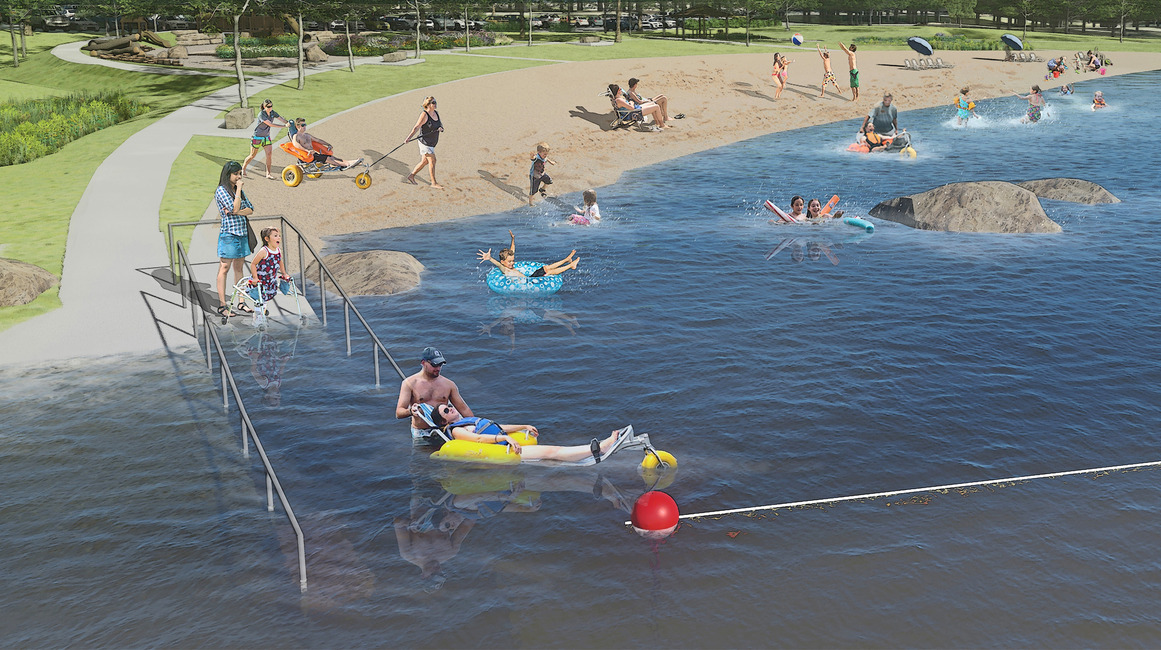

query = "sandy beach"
(237, 48), (1160, 247)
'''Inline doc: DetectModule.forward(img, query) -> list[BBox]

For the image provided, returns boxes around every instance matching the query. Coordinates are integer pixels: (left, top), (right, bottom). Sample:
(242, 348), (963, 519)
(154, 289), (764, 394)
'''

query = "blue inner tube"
(486, 261), (563, 296)
(908, 36), (934, 56)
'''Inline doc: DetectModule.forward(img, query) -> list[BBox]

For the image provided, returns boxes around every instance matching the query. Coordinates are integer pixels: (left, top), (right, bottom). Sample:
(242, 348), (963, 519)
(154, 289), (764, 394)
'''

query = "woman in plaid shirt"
(214, 161), (254, 318)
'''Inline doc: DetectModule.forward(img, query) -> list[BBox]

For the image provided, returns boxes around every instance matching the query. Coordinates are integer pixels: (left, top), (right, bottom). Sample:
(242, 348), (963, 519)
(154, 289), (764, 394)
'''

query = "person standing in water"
(396, 347), (474, 444)
(1015, 85), (1045, 123)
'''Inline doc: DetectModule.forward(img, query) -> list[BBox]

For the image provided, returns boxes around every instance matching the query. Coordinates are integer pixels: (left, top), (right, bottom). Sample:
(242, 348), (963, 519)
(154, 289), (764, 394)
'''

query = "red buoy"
(632, 491), (679, 539)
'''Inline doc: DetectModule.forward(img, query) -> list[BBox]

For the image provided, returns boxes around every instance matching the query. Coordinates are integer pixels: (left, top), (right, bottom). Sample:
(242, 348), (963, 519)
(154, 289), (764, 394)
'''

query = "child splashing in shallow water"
(1015, 85), (1046, 123)
(569, 189), (601, 225)
(954, 87), (978, 126)
(478, 229), (579, 278)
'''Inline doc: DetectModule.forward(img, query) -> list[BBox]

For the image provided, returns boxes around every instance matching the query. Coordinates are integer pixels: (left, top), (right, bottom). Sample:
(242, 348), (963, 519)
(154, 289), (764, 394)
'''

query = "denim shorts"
(217, 232), (250, 259)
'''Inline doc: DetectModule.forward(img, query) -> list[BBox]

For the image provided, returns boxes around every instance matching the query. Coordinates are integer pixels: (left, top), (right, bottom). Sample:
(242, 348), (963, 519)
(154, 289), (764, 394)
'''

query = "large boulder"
(1016, 178), (1120, 204)
(869, 181), (1062, 233)
(224, 106), (255, 130)
(305, 250), (424, 296)
(0, 258), (58, 306)
(304, 43), (329, 62)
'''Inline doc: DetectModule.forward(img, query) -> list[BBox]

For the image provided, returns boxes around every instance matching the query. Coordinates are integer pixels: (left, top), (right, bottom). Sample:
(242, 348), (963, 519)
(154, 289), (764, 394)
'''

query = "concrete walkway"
(0, 42), (387, 366)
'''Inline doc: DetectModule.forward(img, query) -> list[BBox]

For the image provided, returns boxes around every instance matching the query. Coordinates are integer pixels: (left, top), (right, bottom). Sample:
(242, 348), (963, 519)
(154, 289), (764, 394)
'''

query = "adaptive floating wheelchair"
(279, 122), (372, 190)
(228, 275), (305, 328)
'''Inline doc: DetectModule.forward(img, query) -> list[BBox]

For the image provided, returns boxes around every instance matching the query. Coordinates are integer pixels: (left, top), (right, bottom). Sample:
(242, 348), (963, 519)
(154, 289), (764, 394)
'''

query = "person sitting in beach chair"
(607, 83), (666, 130)
(601, 86), (643, 129)
(282, 117), (362, 170)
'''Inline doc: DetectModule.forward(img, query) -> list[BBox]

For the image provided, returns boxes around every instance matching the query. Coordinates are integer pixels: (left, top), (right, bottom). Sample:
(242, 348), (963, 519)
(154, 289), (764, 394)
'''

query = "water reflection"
(232, 329), (299, 407)
(393, 463), (636, 591)
(765, 230), (873, 265)
(481, 295), (581, 350)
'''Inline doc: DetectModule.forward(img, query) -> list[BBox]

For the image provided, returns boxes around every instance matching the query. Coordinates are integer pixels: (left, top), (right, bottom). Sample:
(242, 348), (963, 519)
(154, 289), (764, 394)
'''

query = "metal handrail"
(174, 240), (308, 592)
(166, 215), (408, 386)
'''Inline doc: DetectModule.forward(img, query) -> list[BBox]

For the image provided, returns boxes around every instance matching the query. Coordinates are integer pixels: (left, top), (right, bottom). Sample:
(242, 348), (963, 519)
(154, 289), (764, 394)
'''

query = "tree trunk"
(615, 0), (621, 42)
(296, 12), (305, 89)
(464, 8), (470, 53)
(345, 19), (353, 71)
(19, 19), (27, 57)
(414, 0), (422, 59)
(9, 20), (17, 68)
(233, 9), (248, 109)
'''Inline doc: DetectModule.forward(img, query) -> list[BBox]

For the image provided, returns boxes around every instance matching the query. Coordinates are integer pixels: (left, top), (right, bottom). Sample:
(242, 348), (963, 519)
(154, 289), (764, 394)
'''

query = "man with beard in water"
(396, 347), (474, 444)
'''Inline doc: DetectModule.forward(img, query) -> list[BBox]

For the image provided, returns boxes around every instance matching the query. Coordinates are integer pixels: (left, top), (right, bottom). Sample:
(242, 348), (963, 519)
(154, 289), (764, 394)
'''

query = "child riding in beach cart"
(279, 117), (370, 189)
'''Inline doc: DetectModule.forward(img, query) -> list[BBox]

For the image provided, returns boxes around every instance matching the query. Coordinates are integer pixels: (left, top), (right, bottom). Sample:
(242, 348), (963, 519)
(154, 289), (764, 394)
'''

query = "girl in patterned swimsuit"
(249, 227), (291, 301)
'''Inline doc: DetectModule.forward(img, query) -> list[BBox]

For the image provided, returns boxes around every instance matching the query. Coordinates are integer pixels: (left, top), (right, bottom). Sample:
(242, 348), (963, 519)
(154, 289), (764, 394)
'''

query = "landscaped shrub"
(851, 33), (1012, 50)
(215, 43), (300, 58)
(0, 93), (149, 166)
(320, 34), (397, 56)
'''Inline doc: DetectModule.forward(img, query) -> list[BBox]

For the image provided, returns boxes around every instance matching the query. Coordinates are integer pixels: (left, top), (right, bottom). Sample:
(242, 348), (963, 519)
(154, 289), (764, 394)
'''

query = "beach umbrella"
(907, 36), (933, 56)
(1001, 33), (1023, 50)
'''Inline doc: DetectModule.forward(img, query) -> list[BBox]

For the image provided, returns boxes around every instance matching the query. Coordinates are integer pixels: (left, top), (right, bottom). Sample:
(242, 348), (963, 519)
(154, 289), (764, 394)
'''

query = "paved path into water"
(0, 42), (388, 366)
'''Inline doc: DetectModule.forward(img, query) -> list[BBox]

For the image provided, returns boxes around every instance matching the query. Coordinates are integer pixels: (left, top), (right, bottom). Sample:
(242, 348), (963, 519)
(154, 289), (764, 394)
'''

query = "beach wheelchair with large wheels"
(279, 123), (372, 190)
(229, 275), (305, 329)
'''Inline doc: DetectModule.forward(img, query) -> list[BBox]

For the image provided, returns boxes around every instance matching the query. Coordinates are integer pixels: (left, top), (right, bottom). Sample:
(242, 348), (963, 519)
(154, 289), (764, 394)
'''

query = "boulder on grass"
(0, 258), (58, 307)
(1016, 178), (1120, 204)
(869, 181), (1062, 233)
(382, 51), (407, 63)
(304, 43), (329, 62)
(224, 106), (255, 130)
(305, 250), (424, 296)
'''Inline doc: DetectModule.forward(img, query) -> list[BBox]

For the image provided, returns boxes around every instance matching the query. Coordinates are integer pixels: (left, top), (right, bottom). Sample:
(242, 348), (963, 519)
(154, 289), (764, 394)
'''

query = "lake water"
(5, 70), (1161, 647)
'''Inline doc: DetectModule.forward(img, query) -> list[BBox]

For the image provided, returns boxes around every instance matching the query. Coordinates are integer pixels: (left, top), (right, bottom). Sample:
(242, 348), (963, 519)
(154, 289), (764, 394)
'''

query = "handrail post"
(298, 237), (305, 302)
(373, 346), (381, 388)
(319, 265), (327, 327)
(221, 363), (228, 410)
(344, 303), (351, 356)
(266, 473), (274, 512)
(242, 415), (249, 458)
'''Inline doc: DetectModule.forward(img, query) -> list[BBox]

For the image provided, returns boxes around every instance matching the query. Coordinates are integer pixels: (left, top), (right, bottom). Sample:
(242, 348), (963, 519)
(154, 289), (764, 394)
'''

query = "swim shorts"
(824, 70), (836, 85)
(529, 267), (547, 278)
(530, 173), (552, 196)
(849, 68), (860, 88)
(250, 136), (271, 149)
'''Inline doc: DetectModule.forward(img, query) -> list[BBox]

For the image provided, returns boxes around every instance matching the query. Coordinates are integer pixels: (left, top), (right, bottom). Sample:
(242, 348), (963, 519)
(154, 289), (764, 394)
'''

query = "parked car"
(573, 16), (589, 27)
(589, 16), (604, 28)
(164, 15), (195, 30)
(329, 19), (366, 31)
(53, 5), (76, 18)
(42, 14), (71, 30)
(530, 18), (543, 28)
(69, 16), (100, 31)
(380, 16), (412, 30)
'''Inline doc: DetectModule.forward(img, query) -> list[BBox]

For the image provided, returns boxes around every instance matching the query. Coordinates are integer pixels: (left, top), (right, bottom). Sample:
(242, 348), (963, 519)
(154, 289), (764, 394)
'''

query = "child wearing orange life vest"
(1092, 91), (1107, 110)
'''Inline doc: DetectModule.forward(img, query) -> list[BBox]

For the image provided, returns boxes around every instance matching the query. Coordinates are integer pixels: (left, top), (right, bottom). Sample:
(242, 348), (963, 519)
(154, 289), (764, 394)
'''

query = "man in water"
(861, 93), (898, 137)
(396, 346), (474, 444)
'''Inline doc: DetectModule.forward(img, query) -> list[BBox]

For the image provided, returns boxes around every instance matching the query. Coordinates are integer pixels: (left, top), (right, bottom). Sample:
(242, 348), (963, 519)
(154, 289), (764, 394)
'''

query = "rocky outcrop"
(869, 181), (1062, 233)
(305, 250), (424, 296)
(0, 258), (58, 307)
(1016, 178), (1120, 204)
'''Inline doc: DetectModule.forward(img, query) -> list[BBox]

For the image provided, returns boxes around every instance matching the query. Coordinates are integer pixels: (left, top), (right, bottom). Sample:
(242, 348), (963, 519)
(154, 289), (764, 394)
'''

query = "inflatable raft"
(486, 261), (563, 296)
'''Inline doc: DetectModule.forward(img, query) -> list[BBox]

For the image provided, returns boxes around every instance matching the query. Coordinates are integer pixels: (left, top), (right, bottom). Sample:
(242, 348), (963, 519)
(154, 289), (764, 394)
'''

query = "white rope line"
(625, 458), (1161, 525)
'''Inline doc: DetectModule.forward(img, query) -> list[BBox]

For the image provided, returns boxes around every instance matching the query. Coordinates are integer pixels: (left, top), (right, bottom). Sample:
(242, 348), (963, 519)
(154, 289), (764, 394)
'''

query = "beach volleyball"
(792, 33), (803, 45)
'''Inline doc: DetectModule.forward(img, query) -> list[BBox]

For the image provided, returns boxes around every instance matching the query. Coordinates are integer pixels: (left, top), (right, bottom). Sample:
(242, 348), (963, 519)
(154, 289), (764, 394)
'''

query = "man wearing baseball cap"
(396, 346), (474, 443)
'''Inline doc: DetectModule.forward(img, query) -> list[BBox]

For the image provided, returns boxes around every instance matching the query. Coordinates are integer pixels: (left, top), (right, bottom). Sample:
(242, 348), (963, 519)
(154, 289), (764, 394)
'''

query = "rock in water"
(0, 258), (58, 306)
(305, 250), (424, 296)
(869, 181), (1062, 233)
(1017, 178), (1120, 204)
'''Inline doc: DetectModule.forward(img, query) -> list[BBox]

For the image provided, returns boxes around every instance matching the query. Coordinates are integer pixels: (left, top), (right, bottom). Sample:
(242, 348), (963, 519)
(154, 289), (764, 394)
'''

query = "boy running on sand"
(838, 42), (858, 100)
(817, 45), (844, 98)
(529, 143), (556, 206)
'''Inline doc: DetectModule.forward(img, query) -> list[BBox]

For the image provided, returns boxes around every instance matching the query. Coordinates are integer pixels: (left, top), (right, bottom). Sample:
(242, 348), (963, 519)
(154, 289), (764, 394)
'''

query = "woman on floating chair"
(609, 83), (666, 130)
(429, 402), (635, 463)
(291, 118), (361, 169)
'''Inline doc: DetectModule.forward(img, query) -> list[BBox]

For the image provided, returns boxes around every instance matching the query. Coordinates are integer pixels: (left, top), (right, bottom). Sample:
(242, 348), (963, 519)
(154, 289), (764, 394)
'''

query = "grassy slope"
(0, 36), (234, 331)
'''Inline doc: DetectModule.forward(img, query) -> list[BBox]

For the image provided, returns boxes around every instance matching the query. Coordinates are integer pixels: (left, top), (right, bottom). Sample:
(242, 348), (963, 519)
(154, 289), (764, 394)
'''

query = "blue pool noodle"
(843, 216), (875, 233)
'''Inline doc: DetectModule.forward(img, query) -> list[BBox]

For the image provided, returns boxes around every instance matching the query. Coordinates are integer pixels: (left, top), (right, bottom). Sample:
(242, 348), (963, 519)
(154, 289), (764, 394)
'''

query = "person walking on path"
(839, 42), (859, 100)
(214, 161), (253, 319)
(241, 98), (289, 180)
(403, 96), (444, 189)
(396, 347), (474, 444)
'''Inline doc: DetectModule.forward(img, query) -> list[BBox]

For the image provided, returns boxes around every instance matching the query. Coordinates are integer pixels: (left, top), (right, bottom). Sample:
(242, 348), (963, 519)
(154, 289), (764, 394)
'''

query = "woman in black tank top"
(404, 96), (444, 189)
